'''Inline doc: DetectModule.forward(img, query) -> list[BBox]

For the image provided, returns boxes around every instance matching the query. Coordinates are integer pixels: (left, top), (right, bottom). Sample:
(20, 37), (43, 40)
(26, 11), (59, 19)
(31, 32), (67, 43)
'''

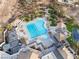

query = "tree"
(65, 16), (75, 32)
(48, 5), (59, 26)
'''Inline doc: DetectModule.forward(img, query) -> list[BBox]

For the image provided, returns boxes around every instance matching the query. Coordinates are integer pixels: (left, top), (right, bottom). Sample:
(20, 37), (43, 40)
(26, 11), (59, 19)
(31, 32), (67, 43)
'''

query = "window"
(63, 0), (68, 2)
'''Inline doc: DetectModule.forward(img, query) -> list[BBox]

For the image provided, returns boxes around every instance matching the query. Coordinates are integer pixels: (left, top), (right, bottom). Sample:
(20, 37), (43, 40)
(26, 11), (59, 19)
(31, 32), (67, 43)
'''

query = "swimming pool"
(72, 28), (79, 41)
(26, 18), (47, 39)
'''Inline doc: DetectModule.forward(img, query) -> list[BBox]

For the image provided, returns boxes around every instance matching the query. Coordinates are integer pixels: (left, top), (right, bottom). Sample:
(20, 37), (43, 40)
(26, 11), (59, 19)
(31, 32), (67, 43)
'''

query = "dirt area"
(0, 0), (50, 24)
(0, 0), (18, 44)
(0, 0), (18, 23)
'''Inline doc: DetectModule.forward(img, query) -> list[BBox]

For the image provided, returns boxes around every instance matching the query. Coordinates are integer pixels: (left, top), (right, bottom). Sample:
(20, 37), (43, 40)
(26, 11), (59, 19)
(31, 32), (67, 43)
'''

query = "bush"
(0, 28), (3, 33)
(6, 24), (13, 31)
(48, 4), (64, 26)
(20, 15), (31, 22)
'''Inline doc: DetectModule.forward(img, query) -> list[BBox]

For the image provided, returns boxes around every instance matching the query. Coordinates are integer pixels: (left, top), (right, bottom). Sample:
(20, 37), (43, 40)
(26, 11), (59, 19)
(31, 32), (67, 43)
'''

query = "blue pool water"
(72, 28), (79, 41)
(26, 18), (47, 38)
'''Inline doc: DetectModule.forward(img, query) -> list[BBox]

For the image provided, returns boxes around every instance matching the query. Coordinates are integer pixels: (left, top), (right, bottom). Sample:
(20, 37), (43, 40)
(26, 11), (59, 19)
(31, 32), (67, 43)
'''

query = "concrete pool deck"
(11, 17), (48, 44)
(24, 17), (48, 41)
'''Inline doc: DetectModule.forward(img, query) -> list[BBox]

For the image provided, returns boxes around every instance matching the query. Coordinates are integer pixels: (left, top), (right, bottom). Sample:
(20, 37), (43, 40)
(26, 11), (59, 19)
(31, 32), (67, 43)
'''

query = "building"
(0, 51), (12, 59)
(0, 47), (40, 59)
(2, 27), (21, 55)
(40, 46), (64, 59)
(57, 0), (79, 4)
(55, 19), (68, 42)
(0, 17), (75, 59)
(41, 51), (62, 59)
